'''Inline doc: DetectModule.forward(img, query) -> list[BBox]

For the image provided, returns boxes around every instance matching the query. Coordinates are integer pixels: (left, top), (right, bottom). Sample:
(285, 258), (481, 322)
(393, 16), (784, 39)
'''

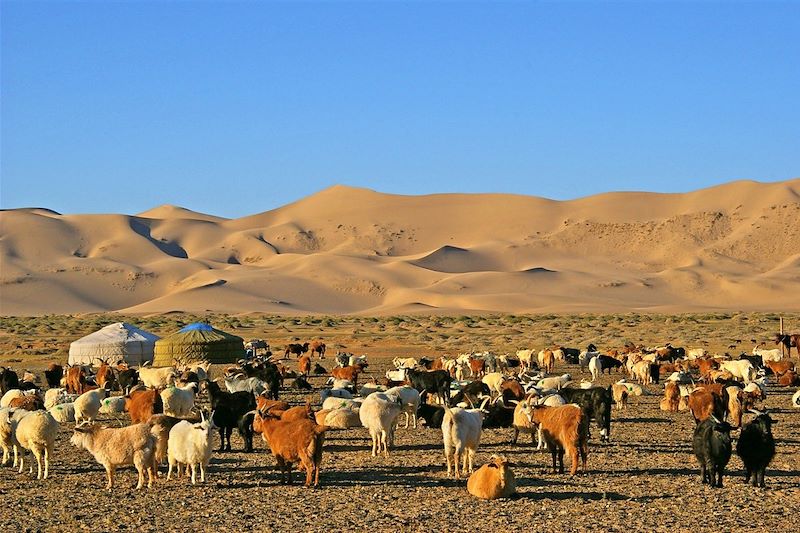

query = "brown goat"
(298, 354), (312, 377)
(540, 350), (555, 374)
(256, 407), (327, 487)
(778, 370), (800, 387)
(65, 366), (87, 395)
(330, 364), (367, 390)
(125, 387), (164, 424)
(611, 383), (630, 411)
(766, 360), (795, 378)
(96, 361), (115, 390)
(659, 381), (680, 412)
(687, 386), (728, 424)
(524, 404), (588, 476)
(469, 358), (486, 378)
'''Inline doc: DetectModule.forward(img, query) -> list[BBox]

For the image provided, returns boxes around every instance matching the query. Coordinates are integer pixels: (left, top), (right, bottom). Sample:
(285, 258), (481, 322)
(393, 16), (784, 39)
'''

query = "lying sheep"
(99, 396), (127, 414)
(322, 396), (361, 412)
(1, 389), (35, 408)
(70, 422), (158, 490)
(167, 413), (216, 484)
(359, 382), (387, 398)
(320, 408), (361, 429)
(467, 455), (517, 500)
(160, 383), (198, 418)
(49, 403), (76, 423)
(537, 374), (571, 391)
(15, 410), (59, 479)
(320, 388), (353, 403)
(44, 388), (75, 410)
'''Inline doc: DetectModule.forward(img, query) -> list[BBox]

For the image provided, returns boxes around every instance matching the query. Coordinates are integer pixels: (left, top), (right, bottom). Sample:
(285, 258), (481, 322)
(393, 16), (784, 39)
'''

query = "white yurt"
(68, 322), (160, 366)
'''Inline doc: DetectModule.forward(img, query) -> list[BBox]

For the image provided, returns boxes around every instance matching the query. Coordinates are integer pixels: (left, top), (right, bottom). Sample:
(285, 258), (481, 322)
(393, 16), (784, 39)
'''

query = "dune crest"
(1, 179), (798, 315)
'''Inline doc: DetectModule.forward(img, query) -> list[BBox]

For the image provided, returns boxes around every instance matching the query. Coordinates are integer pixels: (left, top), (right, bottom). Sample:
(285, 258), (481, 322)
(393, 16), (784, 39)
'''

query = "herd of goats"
(1, 333), (799, 498)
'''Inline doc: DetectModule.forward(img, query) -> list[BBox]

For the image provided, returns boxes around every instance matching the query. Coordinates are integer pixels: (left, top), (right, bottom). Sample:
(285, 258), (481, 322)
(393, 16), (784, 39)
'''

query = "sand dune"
(1, 179), (798, 315)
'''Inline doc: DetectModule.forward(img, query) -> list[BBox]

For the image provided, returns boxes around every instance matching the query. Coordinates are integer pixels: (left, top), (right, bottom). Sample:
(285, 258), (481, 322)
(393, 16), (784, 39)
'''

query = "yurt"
(68, 322), (159, 366)
(152, 323), (245, 367)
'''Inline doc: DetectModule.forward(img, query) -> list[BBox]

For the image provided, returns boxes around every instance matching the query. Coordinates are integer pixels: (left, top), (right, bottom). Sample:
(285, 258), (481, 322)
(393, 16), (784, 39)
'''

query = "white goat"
(167, 414), (216, 484)
(442, 401), (486, 478)
(385, 385), (421, 429)
(139, 366), (177, 389)
(359, 392), (403, 457)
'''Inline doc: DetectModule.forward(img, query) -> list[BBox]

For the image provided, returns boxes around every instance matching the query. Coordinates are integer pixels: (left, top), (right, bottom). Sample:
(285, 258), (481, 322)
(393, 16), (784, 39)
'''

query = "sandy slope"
(1, 179), (798, 315)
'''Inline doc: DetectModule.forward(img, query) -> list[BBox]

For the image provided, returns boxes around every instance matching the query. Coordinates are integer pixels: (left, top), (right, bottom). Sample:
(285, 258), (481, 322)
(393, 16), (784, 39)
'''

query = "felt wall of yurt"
(68, 322), (159, 366)
(152, 323), (245, 367)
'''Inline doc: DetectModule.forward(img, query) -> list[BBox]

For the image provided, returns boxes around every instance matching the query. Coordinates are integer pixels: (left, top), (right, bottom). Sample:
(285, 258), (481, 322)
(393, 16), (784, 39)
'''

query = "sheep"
(160, 383), (198, 418)
(74, 387), (107, 424)
(467, 455), (517, 500)
(319, 408), (361, 429)
(359, 382), (387, 398)
(167, 413), (216, 484)
(14, 410), (59, 479)
(521, 403), (588, 476)
(254, 406), (327, 487)
(44, 388), (73, 410)
(442, 401), (487, 478)
(49, 403), (76, 423)
(322, 396), (362, 412)
(330, 378), (356, 391)
(359, 392), (404, 457)
(9, 395), (45, 411)
(385, 385), (421, 429)
(1, 389), (28, 408)
(139, 366), (177, 389)
(616, 379), (646, 398)
(70, 422), (158, 490)
(320, 388), (353, 403)
(99, 396), (127, 414)
(392, 357), (417, 369)
(692, 416), (732, 488)
(736, 410), (777, 487)
(537, 374), (571, 391)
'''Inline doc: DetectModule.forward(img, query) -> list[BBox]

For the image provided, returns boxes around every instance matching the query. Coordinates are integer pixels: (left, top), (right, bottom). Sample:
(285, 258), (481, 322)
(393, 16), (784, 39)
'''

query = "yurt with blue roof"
(152, 323), (245, 367)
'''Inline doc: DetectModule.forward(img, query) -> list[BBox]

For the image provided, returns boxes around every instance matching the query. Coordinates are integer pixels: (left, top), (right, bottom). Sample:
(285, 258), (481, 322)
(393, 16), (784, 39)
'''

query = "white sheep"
(320, 388), (353, 403)
(537, 374), (571, 390)
(44, 388), (74, 410)
(49, 402), (76, 423)
(15, 410), (59, 479)
(442, 403), (485, 478)
(359, 382), (387, 398)
(139, 366), (177, 389)
(322, 408), (361, 429)
(1, 389), (33, 408)
(167, 414), (216, 484)
(160, 383), (198, 418)
(330, 378), (355, 391)
(70, 422), (158, 490)
(322, 396), (362, 412)
(359, 392), (403, 457)
(385, 385), (421, 429)
(99, 396), (127, 414)
(74, 388), (107, 424)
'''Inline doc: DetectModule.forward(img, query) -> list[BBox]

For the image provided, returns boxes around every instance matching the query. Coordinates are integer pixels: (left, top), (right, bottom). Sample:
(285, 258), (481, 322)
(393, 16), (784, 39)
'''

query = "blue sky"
(2, 1), (798, 218)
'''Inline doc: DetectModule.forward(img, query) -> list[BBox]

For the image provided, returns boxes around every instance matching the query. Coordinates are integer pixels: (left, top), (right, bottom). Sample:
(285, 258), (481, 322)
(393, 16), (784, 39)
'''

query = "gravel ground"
(1, 358), (798, 533)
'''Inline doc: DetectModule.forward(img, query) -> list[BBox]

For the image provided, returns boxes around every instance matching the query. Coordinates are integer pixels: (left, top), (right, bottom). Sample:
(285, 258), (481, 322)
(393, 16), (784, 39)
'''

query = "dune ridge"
(1, 179), (799, 315)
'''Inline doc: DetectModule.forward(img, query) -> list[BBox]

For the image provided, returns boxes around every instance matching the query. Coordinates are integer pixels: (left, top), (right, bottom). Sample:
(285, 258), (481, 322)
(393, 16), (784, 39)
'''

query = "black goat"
(693, 416), (732, 488)
(417, 402), (446, 429)
(117, 369), (140, 395)
(736, 411), (776, 487)
(559, 386), (613, 441)
(407, 369), (452, 406)
(204, 380), (256, 452)
(449, 380), (490, 407)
